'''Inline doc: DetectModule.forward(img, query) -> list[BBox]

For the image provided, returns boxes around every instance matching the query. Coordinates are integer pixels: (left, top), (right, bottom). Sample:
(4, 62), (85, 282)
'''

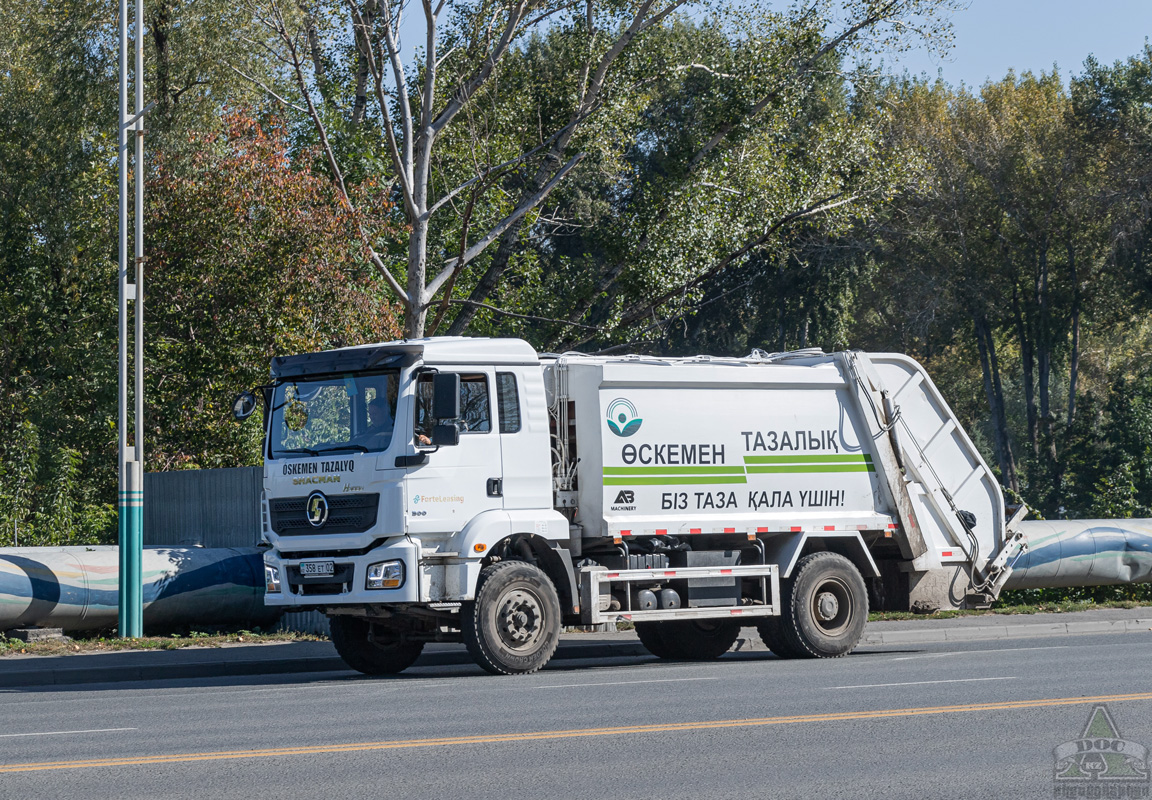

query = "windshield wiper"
(276, 447), (320, 456)
(312, 445), (370, 453)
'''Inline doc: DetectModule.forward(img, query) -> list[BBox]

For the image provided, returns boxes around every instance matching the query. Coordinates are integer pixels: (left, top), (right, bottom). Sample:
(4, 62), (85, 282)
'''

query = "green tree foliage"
(145, 111), (403, 470)
(845, 61), (1152, 516)
(0, 0), (121, 545)
(252, 0), (956, 337)
(6, 0), (1152, 561)
(0, 0), (400, 541)
(442, 3), (946, 351)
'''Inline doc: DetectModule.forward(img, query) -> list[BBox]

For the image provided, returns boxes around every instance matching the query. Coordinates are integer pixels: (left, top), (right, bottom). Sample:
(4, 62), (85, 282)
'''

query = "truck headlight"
(265, 565), (281, 594)
(366, 560), (404, 590)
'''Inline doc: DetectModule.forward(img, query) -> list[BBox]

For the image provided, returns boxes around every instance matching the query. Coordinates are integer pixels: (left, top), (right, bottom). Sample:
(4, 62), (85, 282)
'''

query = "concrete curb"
(3, 616), (1150, 689)
(861, 617), (1152, 646)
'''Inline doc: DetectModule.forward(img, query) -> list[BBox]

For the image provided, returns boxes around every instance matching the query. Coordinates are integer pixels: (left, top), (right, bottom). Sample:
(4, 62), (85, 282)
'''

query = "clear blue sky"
(391, 1), (1150, 88)
(887, 0), (1152, 87)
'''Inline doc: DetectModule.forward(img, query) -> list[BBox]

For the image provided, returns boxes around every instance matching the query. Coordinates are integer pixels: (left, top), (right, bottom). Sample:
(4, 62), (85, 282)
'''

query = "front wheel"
(462, 560), (562, 675)
(329, 616), (425, 675)
(779, 552), (868, 658)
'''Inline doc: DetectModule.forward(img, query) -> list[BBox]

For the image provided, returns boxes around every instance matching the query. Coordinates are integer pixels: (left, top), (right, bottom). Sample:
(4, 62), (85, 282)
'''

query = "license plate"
(299, 560), (335, 577)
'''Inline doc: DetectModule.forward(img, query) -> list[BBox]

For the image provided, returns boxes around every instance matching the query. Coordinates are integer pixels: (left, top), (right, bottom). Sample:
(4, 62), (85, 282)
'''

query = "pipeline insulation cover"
(1006, 519), (1152, 590)
(0, 546), (280, 631)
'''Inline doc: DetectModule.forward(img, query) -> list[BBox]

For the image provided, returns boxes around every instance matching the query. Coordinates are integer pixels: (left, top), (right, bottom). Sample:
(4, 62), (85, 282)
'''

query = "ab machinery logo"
(610, 489), (636, 511)
(606, 398), (643, 437)
(1053, 705), (1149, 798)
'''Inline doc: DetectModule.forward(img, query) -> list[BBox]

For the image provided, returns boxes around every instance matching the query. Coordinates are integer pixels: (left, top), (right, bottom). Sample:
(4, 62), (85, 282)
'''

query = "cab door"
(403, 369), (504, 537)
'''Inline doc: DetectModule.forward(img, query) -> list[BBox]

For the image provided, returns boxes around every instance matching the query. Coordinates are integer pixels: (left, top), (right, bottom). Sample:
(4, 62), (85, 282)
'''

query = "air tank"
(0, 546), (280, 632)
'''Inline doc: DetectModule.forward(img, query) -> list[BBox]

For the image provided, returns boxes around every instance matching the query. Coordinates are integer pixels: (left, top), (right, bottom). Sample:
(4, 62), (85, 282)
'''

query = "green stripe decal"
(604, 466), (746, 475)
(603, 476), (748, 485)
(743, 454), (872, 464)
(603, 452), (877, 483)
(745, 464), (874, 473)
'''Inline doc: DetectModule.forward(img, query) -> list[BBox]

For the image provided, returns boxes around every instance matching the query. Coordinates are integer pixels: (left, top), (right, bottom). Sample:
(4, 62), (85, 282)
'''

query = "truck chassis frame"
(580, 563), (781, 624)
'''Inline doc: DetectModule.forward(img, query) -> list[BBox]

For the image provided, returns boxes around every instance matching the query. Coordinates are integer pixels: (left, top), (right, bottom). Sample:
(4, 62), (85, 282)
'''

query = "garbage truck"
(232, 337), (1152, 675)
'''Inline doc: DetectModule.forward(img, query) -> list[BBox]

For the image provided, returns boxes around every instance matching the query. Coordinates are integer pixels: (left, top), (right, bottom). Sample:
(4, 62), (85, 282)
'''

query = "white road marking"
(829, 677), (1016, 690)
(887, 644), (1073, 661)
(535, 677), (721, 690)
(0, 727), (137, 738)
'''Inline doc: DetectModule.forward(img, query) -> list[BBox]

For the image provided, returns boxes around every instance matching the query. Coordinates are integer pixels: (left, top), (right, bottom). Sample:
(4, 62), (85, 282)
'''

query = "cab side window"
(414, 372), (491, 437)
(459, 375), (491, 432)
(496, 372), (521, 433)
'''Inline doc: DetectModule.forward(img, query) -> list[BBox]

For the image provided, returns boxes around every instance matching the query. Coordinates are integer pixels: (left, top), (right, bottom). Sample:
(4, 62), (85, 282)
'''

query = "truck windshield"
(269, 372), (400, 457)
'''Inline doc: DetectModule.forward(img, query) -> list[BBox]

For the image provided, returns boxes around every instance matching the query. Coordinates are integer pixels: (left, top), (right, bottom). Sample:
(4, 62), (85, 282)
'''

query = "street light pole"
(117, 0), (145, 638)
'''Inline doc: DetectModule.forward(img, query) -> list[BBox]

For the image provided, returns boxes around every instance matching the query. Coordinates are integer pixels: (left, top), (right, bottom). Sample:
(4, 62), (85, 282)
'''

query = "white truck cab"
(235, 337), (1026, 675)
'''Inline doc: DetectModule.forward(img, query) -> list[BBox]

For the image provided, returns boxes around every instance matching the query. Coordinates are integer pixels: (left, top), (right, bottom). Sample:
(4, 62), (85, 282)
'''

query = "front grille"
(270, 493), (380, 535)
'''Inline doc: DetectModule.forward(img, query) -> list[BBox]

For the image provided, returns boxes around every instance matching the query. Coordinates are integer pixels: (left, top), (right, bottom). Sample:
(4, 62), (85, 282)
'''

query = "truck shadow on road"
(0, 646), (929, 696)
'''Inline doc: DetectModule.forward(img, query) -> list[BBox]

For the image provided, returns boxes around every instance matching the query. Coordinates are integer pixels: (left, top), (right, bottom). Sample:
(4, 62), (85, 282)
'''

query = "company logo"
(305, 491), (329, 527)
(1053, 704), (1149, 797)
(412, 494), (464, 505)
(609, 488), (636, 511)
(606, 398), (643, 437)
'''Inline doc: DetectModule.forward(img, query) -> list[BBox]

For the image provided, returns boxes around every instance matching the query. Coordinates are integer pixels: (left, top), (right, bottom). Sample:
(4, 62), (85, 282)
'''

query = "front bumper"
(263, 538), (421, 607)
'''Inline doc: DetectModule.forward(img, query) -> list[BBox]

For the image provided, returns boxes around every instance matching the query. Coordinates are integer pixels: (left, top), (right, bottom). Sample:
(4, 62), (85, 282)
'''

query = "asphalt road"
(2, 631), (1151, 800)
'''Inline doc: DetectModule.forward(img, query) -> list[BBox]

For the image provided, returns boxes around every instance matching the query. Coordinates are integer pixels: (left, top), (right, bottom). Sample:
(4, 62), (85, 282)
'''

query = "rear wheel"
(656, 619), (740, 660)
(755, 616), (805, 659)
(634, 621), (677, 659)
(779, 552), (868, 658)
(462, 560), (562, 675)
(329, 616), (425, 675)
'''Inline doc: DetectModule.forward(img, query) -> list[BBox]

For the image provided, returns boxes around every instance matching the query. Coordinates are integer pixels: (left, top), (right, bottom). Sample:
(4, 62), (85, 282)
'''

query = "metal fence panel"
(144, 467), (262, 548)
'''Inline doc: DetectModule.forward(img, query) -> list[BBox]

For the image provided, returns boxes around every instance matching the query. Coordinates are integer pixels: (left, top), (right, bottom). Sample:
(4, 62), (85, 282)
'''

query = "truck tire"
(780, 552), (868, 658)
(634, 621), (677, 659)
(462, 560), (562, 675)
(755, 616), (805, 659)
(659, 619), (740, 660)
(329, 616), (425, 675)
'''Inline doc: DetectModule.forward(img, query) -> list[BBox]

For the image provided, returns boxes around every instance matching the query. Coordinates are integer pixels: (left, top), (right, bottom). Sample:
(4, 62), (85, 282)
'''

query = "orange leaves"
(141, 109), (403, 471)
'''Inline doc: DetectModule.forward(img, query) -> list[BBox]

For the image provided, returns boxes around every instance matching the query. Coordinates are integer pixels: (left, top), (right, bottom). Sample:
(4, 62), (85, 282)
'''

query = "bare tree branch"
(428, 189), (478, 334)
(350, 0), (379, 126)
(229, 65), (307, 112)
(449, 299), (602, 330)
(670, 63), (738, 79)
(686, 0), (901, 173)
(559, 193), (860, 350)
(429, 0), (528, 136)
(348, 0), (416, 212)
(426, 153), (585, 300)
(378, 0), (416, 200)
(446, 0), (688, 334)
(269, 0), (410, 303)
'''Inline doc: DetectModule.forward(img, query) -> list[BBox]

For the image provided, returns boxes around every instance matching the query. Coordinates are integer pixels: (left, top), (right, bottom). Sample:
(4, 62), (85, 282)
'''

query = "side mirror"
(432, 373), (460, 420)
(431, 423), (460, 447)
(232, 390), (258, 421)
